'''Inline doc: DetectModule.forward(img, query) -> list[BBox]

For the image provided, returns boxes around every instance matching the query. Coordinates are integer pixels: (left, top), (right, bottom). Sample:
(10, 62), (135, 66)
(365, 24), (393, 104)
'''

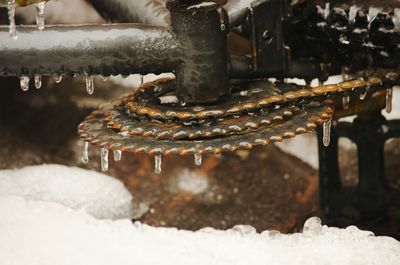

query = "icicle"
(140, 74), (144, 86)
(217, 7), (226, 31)
(7, 0), (17, 40)
(100, 148), (109, 172)
(194, 154), (202, 166)
(55, 75), (63, 83)
(386, 87), (393, 113)
(113, 150), (122, 162)
(85, 75), (94, 95)
(19, 76), (30, 91)
(34, 75), (42, 89)
(342, 95), (350, 109)
(323, 118), (332, 147)
(81, 142), (89, 164)
(35, 2), (46, 30)
(154, 155), (162, 174)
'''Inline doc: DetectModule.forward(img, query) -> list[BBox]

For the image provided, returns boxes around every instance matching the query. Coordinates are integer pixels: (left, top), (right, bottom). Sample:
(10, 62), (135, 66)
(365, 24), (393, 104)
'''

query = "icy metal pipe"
(87, 0), (170, 26)
(0, 24), (181, 77)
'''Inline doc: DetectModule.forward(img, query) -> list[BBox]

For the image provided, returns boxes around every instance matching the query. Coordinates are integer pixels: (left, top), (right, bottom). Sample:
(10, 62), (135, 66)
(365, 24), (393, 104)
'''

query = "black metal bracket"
(317, 111), (400, 235)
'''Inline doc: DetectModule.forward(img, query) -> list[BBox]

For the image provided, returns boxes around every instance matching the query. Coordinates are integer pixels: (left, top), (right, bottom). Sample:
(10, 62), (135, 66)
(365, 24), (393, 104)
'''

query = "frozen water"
(194, 153), (202, 166)
(100, 148), (109, 172)
(19, 75), (30, 91)
(155, 154), (162, 174)
(35, 2), (46, 30)
(81, 141), (89, 164)
(113, 150), (122, 162)
(34, 74), (42, 89)
(386, 87), (393, 113)
(55, 75), (63, 83)
(0, 164), (133, 219)
(323, 118), (332, 147)
(0, 196), (399, 265)
(85, 75), (94, 95)
(7, 0), (17, 40)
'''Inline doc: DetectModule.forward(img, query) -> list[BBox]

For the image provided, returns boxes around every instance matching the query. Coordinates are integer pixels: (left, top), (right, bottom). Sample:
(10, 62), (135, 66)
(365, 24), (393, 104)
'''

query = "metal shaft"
(0, 24), (180, 77)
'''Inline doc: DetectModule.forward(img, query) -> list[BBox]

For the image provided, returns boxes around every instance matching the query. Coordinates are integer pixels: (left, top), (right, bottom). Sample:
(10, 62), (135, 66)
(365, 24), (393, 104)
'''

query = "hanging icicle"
(323, 118), (332, 147)
(154, 155), (162, 174)
(81, 141), (89, 164)
(19, 76), (30, 91)
(386, 87), (393, 113)
(34, 75), (42, 89)
(35, 2), (46, 30)
(113, 150), (122, 162)
(85, 75), (94, 95)
(194, 154), (202, 166)
(7, 0), (17, 40)
(100, 148), (109, 172)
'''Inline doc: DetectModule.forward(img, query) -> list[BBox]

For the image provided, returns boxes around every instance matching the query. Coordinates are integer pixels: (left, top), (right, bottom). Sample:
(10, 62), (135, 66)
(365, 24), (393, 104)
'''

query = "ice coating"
(323, 118), (332, 147)
(35, 1), (45, 30)
(86, 75), (94, 95)
(100, 147), (109, 172)
(0, 165), (133, 219)
(155, 154), (162, 174)
(0, 196), (399, 265)
(7, 0), (17, 40)
(19, 75), (29, 91)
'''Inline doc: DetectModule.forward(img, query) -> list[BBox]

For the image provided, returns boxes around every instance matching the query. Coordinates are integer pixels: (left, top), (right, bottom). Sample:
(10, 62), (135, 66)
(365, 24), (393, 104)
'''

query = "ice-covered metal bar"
(0, 0), (230, 104)
(0, 24), (180, 77)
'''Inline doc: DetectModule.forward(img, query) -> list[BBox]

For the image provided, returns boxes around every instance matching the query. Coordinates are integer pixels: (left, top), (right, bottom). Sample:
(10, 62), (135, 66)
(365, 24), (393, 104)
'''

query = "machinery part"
(0, 0), (229, 103)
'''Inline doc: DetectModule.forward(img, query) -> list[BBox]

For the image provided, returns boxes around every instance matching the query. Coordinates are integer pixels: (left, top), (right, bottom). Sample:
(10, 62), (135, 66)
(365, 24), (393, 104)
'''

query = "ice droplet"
(113, 150), (122, 162)
(217, 7), (226, 31)
(230, 225), (257, 236)
(85, 75), (94, 95)
(100, 148), (109, 172)
(20, 76), (30, 91)
(55, 75), (63, 83)
(35, 2), (46, 30)
(81, 142), (89, 164)
(303, 217), (322, 235)
(7, 0), (17, 40)
(386, 87), (393, 113)
(342, 95), (350, 109)
(34, 75), (42, 89)
(154, 155), (162, 174)
(323, 118), (332, 147)
(194, 154), (202, 166)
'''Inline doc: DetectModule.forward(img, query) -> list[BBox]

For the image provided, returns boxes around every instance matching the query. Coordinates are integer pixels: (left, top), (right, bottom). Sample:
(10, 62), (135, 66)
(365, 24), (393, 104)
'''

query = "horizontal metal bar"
(0, 24), (181, 77)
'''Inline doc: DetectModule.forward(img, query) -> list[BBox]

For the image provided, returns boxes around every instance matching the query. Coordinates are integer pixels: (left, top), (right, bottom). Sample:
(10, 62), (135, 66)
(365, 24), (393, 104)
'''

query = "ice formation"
(0, 164), (133, 219)
(0, 196), (399, 265)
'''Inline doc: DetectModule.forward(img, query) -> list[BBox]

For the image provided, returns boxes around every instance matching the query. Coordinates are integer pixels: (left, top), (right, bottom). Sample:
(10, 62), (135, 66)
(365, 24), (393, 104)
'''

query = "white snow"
(1, 196), (399, 265)
(0, 164), (133, 219)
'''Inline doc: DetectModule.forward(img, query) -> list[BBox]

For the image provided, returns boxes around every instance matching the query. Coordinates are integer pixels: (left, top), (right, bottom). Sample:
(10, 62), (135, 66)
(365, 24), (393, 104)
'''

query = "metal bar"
(0, 24), (181, 77)
(87, 0), (170, 26)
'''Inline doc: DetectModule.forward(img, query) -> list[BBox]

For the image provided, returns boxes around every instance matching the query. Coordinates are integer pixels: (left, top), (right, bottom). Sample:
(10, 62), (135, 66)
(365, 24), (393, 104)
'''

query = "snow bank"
(1, 196), (399, 265)
(0, 164), (133, 219)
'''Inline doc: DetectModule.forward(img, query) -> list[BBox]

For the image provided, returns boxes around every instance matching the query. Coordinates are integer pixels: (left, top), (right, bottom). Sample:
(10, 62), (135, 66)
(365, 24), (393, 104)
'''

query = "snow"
(0, 164), (133, 219)
(1, 195), (399, 265)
